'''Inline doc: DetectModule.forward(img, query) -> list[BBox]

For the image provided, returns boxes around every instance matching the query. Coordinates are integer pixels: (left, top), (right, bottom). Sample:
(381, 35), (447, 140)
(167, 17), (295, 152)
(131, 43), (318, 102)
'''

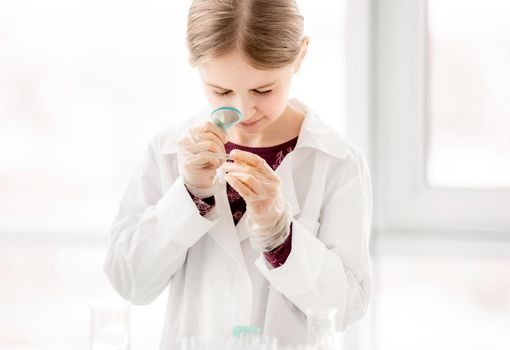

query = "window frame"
(372, 0), (510, 234)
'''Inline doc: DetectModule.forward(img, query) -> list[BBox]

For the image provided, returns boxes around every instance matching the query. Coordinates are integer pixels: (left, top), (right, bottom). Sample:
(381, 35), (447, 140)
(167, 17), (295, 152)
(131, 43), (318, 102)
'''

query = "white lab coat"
(104, 98), (372, 349)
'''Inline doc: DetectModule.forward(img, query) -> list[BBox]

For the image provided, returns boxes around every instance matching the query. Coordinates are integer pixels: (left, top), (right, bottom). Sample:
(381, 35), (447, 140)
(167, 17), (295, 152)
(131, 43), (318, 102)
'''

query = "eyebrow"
(206, 81), (278, 91)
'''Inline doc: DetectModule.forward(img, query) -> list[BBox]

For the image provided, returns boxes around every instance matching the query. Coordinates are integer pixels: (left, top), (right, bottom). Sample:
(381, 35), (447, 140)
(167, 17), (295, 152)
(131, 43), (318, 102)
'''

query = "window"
(427, 0), (510, 189)
(373, 0), (510, 233)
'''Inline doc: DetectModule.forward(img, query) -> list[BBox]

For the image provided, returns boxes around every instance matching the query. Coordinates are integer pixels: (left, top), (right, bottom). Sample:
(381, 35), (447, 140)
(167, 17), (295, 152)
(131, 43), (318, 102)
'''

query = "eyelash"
(213, 90), (272, 97)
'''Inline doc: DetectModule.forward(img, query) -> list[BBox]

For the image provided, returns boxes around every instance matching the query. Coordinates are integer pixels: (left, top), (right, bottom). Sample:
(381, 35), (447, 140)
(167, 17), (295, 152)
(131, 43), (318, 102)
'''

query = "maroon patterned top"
(224, 137), (298, 225)
(186, 136), (298, 267)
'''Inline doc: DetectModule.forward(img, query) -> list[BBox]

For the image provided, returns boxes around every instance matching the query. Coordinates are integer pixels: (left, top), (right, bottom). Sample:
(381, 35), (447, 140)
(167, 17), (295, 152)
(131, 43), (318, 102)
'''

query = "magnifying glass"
(200, 106), (244, 160)
(211, 106), (244, 130)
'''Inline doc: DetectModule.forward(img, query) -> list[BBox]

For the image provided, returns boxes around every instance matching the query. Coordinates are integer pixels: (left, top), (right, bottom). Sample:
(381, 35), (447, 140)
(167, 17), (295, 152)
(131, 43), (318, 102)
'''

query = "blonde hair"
(186, 0), (305, 70)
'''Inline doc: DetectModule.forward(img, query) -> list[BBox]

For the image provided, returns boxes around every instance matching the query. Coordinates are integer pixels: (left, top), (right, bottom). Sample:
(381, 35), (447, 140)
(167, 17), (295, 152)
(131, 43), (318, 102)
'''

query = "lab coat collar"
(289, 98), (350, 160)
(160, 98), (350, 161)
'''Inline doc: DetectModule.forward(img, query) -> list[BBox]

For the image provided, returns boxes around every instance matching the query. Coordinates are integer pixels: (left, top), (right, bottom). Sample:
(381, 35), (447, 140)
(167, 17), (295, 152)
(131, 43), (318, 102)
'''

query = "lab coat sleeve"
(103, 137), (221, 305)
(255, 147), (372, 330)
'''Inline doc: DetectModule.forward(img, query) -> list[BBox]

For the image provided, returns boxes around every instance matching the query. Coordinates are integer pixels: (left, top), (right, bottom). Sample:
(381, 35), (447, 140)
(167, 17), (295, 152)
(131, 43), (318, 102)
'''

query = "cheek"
(204, 91), (223, 108)
(257, 91), (289, 119)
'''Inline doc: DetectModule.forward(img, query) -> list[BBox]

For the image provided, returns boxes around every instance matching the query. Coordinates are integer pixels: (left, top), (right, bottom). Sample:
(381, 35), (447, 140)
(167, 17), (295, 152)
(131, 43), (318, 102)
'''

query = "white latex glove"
(176, 121), (229, 198)
(222, 149), (292, 251)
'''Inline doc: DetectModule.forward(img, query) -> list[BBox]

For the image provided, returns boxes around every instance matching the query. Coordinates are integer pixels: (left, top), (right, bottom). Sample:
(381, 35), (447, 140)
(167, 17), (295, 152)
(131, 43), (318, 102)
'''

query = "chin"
(237, 125), (265, 134)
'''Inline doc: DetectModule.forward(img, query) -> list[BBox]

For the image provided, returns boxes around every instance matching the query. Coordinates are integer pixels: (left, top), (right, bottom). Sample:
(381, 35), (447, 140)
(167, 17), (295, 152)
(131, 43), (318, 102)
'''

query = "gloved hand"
(176, 121), (228, 198)
(222, 149), (292, 251)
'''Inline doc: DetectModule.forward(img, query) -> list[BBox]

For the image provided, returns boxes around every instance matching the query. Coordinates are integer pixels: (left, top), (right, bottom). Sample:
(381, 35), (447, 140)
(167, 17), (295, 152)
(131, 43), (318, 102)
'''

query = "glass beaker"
(305, 307), (338, 350)
(180, 334), (277, 350)
(90, 299), (130, 350)
(237, 333), (278, 350)
(180, 336), (210, 350)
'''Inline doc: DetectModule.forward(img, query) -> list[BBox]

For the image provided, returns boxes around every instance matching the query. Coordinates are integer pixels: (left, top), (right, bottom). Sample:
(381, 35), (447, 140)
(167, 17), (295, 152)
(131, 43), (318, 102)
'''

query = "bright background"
(427, 0), (510, 188)
(0, 0), (345, 235)
(1, 0), (509, 349)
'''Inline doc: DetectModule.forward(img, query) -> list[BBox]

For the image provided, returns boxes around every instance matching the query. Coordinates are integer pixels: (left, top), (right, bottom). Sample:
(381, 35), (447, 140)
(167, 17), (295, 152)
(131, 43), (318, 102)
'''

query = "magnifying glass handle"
(199, 151), (232, 160)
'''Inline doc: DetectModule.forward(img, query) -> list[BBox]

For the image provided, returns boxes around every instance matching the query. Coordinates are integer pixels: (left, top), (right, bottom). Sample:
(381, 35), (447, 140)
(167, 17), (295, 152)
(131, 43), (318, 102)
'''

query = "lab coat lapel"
(206, 169), (248, 270)
(277, 152), (301, 217)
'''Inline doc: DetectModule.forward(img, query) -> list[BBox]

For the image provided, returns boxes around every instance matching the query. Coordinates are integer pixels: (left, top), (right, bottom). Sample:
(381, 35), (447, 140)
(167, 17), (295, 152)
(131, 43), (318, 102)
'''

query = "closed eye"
(253, 89), (272, 96)
(212, 89), (273, 97)
(213, 90), (231, 97)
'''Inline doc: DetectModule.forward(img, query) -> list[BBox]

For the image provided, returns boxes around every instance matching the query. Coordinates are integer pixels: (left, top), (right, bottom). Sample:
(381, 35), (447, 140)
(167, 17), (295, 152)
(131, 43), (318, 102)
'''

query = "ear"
(293, 36), (310, 73)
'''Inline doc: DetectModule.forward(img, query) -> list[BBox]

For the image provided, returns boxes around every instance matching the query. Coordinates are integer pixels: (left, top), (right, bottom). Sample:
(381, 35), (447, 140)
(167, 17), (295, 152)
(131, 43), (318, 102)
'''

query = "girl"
(104, 0), (372, 348)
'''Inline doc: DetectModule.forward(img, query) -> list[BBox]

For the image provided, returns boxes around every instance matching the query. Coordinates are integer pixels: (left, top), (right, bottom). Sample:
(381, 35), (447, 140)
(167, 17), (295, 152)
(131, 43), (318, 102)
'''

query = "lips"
(240, 118), (261, 126)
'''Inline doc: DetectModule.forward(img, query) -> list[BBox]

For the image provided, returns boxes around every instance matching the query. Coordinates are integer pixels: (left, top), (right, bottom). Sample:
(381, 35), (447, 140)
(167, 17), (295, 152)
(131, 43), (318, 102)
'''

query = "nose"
(232, 95), (256, 121)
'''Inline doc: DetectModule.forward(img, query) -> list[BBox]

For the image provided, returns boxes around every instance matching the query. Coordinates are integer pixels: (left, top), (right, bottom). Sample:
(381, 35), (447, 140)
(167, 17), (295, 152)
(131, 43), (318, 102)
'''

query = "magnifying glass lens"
(211, 107), (243, 130)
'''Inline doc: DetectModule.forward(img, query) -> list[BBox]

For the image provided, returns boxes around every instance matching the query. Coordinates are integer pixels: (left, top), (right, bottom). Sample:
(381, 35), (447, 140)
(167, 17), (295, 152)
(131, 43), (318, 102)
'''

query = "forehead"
(197, 51), (291, 89)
